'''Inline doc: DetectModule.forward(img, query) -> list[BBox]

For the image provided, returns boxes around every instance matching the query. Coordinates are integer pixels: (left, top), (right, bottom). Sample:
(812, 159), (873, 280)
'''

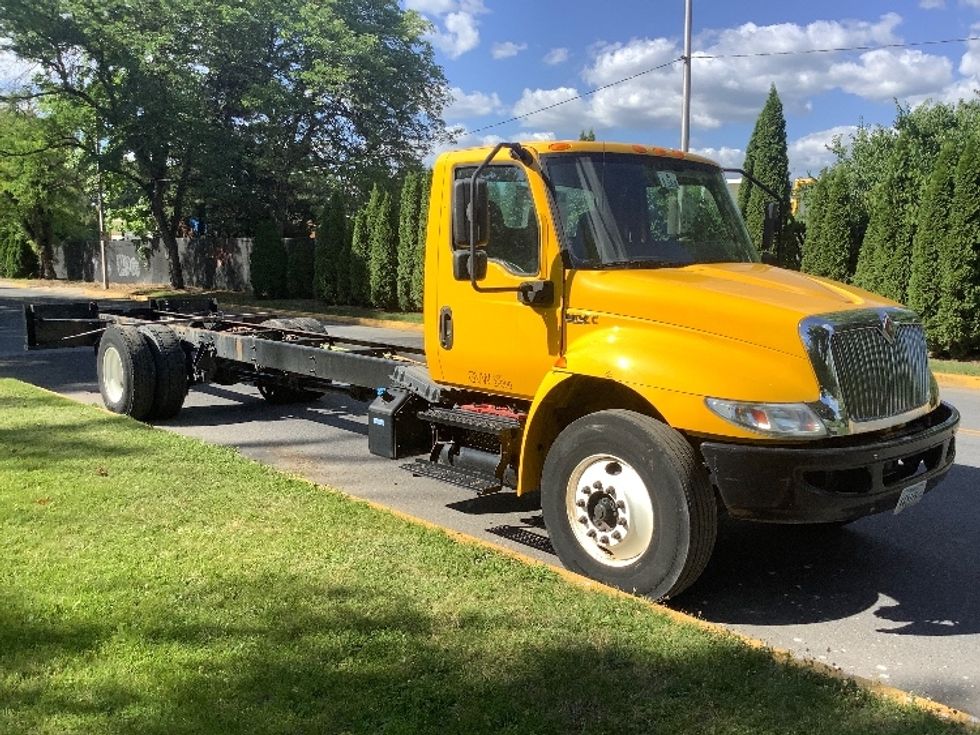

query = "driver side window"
(454, 165), (540, 276)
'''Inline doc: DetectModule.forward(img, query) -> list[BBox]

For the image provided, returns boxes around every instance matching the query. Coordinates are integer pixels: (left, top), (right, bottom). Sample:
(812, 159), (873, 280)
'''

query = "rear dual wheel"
(97, 324), (187, 420)
(541, 409), (717, 600)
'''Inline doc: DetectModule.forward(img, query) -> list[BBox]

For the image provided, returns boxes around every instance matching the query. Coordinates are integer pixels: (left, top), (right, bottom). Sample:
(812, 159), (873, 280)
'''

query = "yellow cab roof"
(437, 140), (720, 169)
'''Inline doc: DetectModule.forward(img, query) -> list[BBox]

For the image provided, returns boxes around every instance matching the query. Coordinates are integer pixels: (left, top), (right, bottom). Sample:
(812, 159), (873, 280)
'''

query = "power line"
(459, 33), (980, 137)
(464, 58), (682, 135)
(693, 34), (980, 61)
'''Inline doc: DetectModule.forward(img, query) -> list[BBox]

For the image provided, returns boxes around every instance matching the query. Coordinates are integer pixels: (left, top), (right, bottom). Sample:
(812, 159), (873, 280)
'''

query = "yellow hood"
(566, 262), (899, 358)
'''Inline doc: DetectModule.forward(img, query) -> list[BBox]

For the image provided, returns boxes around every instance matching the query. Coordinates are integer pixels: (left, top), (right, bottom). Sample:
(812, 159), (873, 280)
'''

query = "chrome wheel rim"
(101, 345), (125, 404)
(565, 454), (654, 567)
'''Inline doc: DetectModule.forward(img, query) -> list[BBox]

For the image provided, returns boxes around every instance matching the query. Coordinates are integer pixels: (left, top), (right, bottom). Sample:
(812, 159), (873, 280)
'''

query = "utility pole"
(94, 120), (108, 289)
(680, 0), (693, 152)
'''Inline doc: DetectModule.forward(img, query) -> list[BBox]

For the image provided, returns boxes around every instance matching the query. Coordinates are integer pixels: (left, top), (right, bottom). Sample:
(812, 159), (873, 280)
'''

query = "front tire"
(541, 409), (716, 599)
(97, 325), (157, 420)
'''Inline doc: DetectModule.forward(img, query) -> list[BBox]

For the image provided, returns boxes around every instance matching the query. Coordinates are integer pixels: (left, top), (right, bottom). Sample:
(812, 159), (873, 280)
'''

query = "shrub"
(249, 219), (287, 298)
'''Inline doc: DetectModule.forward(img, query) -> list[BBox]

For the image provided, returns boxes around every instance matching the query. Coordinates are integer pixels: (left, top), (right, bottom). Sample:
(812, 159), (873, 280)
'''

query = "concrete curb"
(935, 372), (980, 392)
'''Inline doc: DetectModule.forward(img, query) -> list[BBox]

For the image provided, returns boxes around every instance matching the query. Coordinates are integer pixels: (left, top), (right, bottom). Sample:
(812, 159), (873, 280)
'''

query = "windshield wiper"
(592, 258), (683, 270)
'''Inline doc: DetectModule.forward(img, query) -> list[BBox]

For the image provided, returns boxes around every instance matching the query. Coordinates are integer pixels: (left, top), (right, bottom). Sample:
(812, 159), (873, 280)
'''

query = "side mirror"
(453, 178), (489, 248)
(452, 249), (488, 281)
(762, 201), (781, 255)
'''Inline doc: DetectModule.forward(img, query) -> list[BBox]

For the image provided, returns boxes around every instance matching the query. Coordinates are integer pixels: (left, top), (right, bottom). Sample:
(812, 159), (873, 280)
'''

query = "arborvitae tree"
(249, 219), (287, 298)
(348, 206), (370, 306)
(934, 138), (980, 357)
(333, 213), (352, 306)
(801, 168), (860, 282)
(286, 237), (315, 298)
(579, 129), (596, 141)
(396, 172), (421, 311)
(368, 186), (398, 309)
(908, 140), (959, 334)
(410, 170), (432, 310)
(800, 173), (830, 276)
(739, 85), (790, 259)
(314, 191), (347, 304)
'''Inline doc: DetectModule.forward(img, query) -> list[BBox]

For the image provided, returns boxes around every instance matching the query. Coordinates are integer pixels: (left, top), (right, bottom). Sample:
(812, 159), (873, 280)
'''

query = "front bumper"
(700, 402), (959, 523)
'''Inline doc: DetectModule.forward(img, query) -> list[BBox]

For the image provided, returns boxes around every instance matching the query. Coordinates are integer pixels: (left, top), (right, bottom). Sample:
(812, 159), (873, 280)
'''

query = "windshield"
(542, 152), (758, 269)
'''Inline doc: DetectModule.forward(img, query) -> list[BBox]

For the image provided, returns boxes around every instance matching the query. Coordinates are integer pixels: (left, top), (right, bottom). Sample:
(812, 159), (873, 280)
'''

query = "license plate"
(894, 479), (927, 515)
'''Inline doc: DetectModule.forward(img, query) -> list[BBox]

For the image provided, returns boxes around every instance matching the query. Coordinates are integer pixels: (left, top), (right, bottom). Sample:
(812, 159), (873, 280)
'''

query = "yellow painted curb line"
(344, 491), (979, 729)
(936, 372), (980, 392)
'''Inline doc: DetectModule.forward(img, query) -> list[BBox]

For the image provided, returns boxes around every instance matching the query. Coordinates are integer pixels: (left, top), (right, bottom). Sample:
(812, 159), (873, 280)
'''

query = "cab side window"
(455, 165), (540, 275)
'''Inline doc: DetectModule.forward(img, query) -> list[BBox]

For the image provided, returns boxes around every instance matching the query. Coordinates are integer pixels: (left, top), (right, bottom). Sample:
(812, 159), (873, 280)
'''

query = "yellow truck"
(26, 140), (960, 599)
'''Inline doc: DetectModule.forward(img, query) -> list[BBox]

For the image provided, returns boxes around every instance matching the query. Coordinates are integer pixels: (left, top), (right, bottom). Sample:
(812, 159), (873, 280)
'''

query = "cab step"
(417, 406), (522, 437)
(401, 460), (502, 495)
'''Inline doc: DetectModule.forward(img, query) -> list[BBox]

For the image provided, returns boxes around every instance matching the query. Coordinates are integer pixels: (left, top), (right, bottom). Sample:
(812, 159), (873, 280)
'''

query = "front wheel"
(541, 409), (717, 599)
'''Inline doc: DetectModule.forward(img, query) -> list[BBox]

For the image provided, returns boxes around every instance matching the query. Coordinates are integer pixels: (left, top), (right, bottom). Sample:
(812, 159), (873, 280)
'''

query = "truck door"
(431, 162), (561, 400)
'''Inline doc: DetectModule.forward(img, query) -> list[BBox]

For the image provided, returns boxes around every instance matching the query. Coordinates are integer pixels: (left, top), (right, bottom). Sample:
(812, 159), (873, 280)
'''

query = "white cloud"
(445, 86), (503, 119)
(504, 13), (969, 135)
(413, 0), (487, 60)
(788, 125), (858, 176)
(691, 146), (745, 169)
(919, 0), (945, 8)
(491, 41), (527, 59)
(544, 48), (570, 65)
(405, 0), (455, 13)
(0, 49), (35, 90)
(961, 0), (980, 7)
(907, 28), (980, 105)
(829, 49), (951, 100)
(512, 87), (588, 128)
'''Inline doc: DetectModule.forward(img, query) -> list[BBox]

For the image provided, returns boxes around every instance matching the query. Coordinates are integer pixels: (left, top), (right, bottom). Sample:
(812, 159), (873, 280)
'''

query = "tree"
(367, 186), (397, 309)
(0, 0), (448, 287)
(579, 129), (596, 142)
(0, 105), (90, 278)
(396, 172), (421, 311)
(348, 207), (370, 306)
(410, 171), (431, 310)
(250, 219), (287, 298)
(314, 191), (348, 304)
(908, 140), (960, 335)
(934, 138), (980, 357)
(738, 85), (790, 260)
(800, 168), (861, 283)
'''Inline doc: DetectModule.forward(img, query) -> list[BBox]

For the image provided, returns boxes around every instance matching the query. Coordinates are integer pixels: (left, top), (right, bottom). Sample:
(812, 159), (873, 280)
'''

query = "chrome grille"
(828, 322), (930, 423)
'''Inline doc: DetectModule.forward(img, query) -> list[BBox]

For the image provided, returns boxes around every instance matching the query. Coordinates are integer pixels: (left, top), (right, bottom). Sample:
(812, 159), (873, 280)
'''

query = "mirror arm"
(468, 142), (533, 295)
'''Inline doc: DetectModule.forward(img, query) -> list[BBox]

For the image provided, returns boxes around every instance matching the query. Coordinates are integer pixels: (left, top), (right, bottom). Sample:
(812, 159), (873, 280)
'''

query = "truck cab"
(421, 140), (958, 597)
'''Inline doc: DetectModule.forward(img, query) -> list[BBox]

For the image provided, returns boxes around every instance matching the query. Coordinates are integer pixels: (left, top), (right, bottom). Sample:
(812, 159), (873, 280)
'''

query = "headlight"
(705, 398), (827, 438)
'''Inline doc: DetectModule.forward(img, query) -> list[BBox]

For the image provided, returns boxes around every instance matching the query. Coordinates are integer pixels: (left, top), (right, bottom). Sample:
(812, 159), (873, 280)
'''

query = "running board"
(401, 460), (502, 495)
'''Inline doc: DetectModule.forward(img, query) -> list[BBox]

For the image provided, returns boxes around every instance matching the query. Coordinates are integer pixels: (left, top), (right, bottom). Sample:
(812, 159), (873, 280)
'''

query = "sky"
(407, 0), (980, 177)
(2, 1), (979, 178)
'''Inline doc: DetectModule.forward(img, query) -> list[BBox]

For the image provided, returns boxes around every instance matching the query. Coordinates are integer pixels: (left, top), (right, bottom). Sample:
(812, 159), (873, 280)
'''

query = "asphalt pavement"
(1, 281), (978, 717)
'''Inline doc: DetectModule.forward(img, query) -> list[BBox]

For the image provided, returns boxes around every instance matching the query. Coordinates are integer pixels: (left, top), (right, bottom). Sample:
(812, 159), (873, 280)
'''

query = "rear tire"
(541, 409), (717, 599)
(97, 325), (157, 420)
(138, 324), (188, 419)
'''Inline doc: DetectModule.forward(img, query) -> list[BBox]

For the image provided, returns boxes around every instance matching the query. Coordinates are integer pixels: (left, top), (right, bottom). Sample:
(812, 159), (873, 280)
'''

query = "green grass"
(931, 358), (980, 378)
(0, 378), (971, 735)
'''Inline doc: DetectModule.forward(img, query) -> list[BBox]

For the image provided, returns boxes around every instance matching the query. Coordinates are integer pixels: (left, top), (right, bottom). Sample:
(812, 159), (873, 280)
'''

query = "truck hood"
(566, 262), (899, 357)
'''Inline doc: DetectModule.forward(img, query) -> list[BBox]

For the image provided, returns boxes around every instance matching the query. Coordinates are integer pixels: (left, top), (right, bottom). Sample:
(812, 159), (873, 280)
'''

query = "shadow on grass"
(0, 576), (960, 735)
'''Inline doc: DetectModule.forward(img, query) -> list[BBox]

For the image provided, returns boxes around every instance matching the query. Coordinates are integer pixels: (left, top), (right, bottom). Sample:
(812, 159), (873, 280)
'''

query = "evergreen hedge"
(0, 227), (38, 278)
(367, 186), (397, 310)
(249, 219), (287, 298)
(286, 238), (315, 299)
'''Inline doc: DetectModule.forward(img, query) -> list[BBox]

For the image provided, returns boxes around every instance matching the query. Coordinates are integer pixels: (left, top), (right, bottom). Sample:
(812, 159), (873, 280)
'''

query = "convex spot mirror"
(452, 178), (489, 249)
(762, 201), (781, 255)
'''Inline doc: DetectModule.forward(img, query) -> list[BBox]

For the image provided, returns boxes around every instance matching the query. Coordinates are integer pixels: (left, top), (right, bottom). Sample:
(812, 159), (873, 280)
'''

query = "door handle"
(439, 306), (454, 349)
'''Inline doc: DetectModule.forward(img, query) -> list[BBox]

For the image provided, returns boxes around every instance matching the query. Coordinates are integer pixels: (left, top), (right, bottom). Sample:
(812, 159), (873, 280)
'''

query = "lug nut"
(611, 531), (622, 541)
(599, 535), (609, 545)
(619, 518), (628, 529)
(616, 500), (625, 510)
(593, 481), (603, 490)
(576, 499), (586, 508)
(581, 486), (590, 495)
(607, 486), (616, 497)
(586, 529), (597, 538)
(578, 515), (588, 525)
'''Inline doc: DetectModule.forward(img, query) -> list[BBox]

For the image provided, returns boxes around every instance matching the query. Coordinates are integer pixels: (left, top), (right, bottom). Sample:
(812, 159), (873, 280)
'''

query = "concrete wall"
(53, 237), (253, 290)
